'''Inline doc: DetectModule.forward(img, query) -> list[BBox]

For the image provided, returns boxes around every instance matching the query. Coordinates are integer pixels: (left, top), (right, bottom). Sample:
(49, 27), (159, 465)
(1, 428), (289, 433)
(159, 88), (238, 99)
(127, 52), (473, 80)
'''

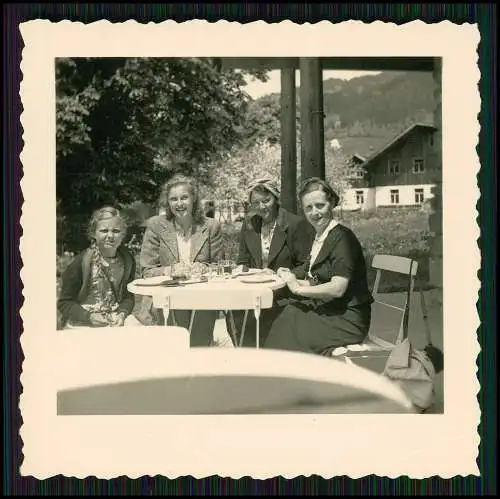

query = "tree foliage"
(56, 57), (268, 217)
(324, 144), (355, 205)
(202, 139), (282, 204)
(203, 137), (354, 212)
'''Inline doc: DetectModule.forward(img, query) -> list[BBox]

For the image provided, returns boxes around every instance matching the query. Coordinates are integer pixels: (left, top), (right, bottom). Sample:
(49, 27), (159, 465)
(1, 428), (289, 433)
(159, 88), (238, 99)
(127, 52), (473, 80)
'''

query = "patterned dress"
(78, 245), (126, 326)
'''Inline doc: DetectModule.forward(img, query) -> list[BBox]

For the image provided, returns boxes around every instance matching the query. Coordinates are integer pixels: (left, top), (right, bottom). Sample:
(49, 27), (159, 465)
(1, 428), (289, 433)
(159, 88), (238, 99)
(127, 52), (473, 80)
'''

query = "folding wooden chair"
(331, 254), (418, 371)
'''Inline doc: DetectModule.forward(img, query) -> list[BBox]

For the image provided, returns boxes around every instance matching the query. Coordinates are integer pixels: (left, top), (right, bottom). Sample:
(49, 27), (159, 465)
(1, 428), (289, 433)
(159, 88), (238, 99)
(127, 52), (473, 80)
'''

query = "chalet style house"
(341, 123), (439, 211)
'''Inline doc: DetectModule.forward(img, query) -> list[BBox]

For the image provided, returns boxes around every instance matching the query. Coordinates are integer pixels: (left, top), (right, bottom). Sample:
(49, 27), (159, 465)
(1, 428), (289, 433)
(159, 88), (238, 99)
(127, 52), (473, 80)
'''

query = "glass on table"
(220, 260), (236, 279)
(171, 262), (191, 282)
(208, 262), (222, 281)
(191, 262), (208, 282)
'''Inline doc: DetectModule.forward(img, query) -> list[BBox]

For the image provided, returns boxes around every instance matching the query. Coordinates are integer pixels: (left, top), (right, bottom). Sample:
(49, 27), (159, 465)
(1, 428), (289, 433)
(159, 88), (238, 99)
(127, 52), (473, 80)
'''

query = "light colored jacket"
(135, 215), (225, 325)
(140, 215), (225, 277)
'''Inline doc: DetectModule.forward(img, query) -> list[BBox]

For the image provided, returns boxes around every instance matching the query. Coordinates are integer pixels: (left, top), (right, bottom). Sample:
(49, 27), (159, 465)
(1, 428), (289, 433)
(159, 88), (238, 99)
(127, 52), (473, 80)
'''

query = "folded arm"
(283, 231), (356, 301)
(288, 276), (349, 300)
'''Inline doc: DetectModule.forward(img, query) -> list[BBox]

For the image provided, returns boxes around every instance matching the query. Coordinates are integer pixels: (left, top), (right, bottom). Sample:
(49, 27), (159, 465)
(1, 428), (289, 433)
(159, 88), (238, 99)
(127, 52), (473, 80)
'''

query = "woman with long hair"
(135, 174), (225, 346)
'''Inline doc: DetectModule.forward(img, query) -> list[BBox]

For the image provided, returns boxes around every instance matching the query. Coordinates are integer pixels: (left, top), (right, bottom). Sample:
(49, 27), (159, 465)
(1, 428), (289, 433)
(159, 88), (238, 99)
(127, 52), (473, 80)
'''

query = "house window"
(387, 159), (400, 175)
(355, 190), (364, 205)
(390, 189), (400, 205)
(412, 158), (425, 173)
(415, 188), (425, 204)
(349, 167), (364, 179)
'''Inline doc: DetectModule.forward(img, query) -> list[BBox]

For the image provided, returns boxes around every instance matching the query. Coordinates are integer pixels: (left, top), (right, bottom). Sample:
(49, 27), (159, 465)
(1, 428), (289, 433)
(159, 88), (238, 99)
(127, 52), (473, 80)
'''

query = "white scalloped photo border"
(18, 19), (481, 480)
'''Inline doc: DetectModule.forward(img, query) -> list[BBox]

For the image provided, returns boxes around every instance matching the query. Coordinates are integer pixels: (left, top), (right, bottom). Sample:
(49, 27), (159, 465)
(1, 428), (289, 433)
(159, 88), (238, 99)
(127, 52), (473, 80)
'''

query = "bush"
(220, 222), (241, 261)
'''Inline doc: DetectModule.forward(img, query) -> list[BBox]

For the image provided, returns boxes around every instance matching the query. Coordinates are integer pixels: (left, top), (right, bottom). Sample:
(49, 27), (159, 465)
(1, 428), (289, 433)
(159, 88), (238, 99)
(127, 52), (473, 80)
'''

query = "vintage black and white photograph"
(19, 20), (480, 478)
(54, 55), (444, 416)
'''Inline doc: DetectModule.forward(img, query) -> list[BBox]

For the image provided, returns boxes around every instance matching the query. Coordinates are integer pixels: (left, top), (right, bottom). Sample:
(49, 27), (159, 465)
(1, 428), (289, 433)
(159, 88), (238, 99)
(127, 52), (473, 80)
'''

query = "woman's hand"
(89, 312), (109, 327)
(276, 267), (291, 279)
(278, 268), (302, 294)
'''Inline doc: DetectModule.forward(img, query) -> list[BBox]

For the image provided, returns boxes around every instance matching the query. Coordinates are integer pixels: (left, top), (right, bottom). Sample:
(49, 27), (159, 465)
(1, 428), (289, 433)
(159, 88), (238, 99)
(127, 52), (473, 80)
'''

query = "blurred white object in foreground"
(56, 326), (415, 415)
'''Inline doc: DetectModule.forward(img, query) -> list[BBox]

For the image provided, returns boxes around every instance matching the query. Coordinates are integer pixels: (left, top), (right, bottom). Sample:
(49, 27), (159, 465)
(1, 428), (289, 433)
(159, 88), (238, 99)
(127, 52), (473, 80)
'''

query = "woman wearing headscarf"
(227, 177), (315, 347)
(135, 174), (225, 346)
(264, 177), (374, 355)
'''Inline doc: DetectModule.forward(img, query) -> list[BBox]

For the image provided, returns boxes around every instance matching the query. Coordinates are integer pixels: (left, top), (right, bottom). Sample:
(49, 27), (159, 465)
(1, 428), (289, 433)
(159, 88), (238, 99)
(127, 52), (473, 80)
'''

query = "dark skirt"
(225, 288), (291, 348)
(165, 309), (217, 348)
(135, 296), (216, 347)
(263, 300), (372, 355)
(226, 305), (285, 348)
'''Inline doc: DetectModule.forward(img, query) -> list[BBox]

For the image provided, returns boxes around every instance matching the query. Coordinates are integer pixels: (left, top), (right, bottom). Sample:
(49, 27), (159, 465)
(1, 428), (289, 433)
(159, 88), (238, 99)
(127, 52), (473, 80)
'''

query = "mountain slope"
(322, 70), (434, 128)
(253, 70), (435, 144)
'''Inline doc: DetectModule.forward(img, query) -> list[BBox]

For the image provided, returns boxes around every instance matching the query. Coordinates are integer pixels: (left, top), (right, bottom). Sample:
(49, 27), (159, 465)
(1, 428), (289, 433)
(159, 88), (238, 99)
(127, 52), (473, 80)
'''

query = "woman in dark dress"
(264, 177), (374, 355)
(227, 177), (315, 347)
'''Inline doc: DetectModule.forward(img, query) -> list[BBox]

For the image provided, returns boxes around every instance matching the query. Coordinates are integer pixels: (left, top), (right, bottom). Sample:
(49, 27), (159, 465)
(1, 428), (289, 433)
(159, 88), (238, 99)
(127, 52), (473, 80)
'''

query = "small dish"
(133, 276), (174, 286)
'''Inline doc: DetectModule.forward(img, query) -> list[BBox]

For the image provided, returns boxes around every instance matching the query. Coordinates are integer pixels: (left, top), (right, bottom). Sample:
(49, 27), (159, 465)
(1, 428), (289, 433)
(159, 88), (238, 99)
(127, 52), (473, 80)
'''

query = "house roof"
(352, 153), (367, 162)
(359, 123), (438, 169)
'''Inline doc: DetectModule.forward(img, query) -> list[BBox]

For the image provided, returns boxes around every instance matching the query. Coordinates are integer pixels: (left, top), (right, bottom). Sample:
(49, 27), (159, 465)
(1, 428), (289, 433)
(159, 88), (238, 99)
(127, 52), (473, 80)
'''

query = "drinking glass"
(220, 260), (235, 279)
(191, 262), (208, 282)
(208, 263), (221, 281)
(172, 262), (191, 282)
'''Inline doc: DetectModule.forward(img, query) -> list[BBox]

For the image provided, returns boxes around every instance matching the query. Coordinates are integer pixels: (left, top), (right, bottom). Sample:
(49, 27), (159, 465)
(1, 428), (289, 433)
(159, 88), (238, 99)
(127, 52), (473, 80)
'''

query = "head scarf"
(247, 177), (281, 201)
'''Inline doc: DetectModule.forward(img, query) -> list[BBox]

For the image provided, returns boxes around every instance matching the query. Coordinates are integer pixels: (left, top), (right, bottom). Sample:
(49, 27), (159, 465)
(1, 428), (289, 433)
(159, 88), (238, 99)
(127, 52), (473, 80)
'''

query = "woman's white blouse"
(175, 226), (193, 264)
(260, 220), (277, 268)
(307, 218), (339, 277)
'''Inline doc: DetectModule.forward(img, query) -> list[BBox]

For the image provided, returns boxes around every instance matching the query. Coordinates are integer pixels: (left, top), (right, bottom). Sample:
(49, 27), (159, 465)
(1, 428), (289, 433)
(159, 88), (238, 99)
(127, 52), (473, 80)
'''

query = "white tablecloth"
(128, 275), (285, 310)
(128, 275), (286, 346)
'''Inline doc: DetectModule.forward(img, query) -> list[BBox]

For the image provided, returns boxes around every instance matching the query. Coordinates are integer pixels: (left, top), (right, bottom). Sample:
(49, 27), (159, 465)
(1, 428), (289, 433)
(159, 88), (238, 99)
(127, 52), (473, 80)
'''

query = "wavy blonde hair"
(87, 206), (128, 242)
(158, 174), (204, 224)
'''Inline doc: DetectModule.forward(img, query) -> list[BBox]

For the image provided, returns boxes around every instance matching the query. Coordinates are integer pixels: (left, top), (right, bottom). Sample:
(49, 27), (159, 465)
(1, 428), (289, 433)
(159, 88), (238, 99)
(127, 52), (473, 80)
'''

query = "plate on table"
(233, 268), (272, 277)
(132, 276), (175, 287)
(239, 274), (278, 284)
(177, 276), (209, 285)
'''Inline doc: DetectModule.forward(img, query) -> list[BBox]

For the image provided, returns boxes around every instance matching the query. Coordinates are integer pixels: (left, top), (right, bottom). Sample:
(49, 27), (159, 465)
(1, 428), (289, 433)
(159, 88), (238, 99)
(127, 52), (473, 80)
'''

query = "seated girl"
(57, 206), (137, 329)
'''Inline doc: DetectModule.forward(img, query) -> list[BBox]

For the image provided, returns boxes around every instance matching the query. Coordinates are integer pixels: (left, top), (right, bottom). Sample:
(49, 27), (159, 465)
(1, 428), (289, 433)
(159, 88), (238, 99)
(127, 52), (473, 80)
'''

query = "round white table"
(128, 273), (286, 347)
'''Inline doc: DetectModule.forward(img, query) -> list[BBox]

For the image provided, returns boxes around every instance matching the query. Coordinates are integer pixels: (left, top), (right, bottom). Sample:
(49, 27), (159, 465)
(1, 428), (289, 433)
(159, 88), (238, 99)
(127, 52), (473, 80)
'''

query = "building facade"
(340, 123), (439, 211)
